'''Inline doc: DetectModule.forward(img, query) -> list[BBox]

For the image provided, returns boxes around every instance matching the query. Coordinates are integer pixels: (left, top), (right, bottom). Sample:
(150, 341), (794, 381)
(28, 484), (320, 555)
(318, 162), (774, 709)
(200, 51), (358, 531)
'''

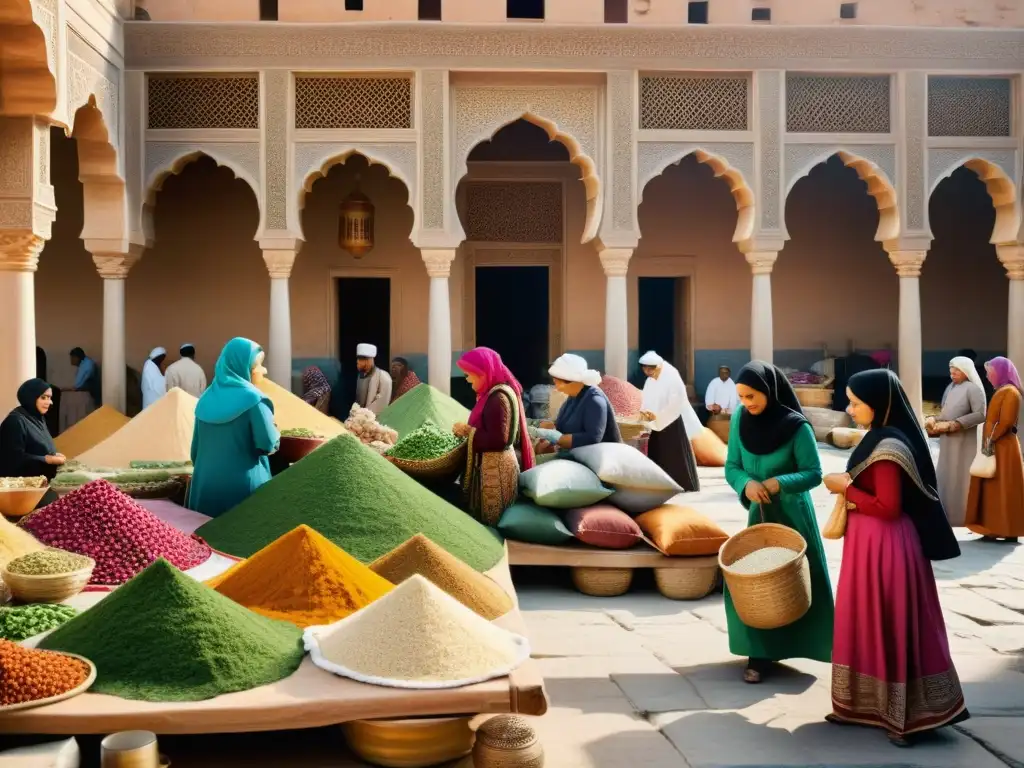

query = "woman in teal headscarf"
(187, 338), (280, 518)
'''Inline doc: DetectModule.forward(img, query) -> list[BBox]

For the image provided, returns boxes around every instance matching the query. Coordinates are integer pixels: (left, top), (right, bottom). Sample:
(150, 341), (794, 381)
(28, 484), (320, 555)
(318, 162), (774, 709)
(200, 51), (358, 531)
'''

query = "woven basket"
(654, 565), (719, 600)
(2, 560), (95, 603)
(385, 440), (468, 483)
(473, 715), (544, 768)
(794, 387), (833, 409)
(616, 420), (649, 442)
(719, 523), (811, 630)
(571, 567), (633, 597)
(0, 486), (49, 518)
(342, 716), (474, 768)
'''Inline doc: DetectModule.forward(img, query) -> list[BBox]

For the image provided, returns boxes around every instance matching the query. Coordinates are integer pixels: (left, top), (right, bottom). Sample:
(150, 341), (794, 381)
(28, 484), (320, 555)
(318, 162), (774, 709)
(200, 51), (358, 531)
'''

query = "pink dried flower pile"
(599, 375), (644, 417)
(20, 480), (211, 585)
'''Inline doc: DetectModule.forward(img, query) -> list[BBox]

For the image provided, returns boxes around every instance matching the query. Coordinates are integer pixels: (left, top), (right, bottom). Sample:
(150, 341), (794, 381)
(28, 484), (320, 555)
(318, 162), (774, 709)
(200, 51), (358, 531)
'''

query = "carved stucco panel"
(607, 71), (635, 233)
(419, 70), (445, 230)
(756, 71), (782, 231)
(903, 71), (928, 232)
(293, 142), (418, 214)
(33, 0), (58, 75)
(927, 148), (1017, 196)
(637, 142), (754, 202)
(0, 119), (33, 197)
(66, 31), (119, 149)
(144, 142), (262, 201)
(263, 70), (289, 230)
(784, 143), (896, 194)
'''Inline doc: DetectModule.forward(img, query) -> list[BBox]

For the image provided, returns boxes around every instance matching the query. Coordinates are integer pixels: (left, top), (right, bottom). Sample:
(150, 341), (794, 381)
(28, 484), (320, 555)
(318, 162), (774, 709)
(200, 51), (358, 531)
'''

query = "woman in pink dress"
(823, 368), (967, 746)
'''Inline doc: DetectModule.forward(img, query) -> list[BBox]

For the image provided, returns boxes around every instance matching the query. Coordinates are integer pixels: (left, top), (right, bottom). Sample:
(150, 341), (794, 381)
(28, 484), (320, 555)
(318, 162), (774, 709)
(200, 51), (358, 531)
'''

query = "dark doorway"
(335, 277), (390, 415)
(475, 266), (549, 389)
(637, 276), (688, 385)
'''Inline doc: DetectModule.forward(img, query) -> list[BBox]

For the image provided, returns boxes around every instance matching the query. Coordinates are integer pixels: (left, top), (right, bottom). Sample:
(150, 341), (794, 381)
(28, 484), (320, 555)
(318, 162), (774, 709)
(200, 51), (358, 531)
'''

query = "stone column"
(261, 246), (298, 388)
(422, 249), (457, 394)
(745, 252), (777, 364)
(599, 248), (632, 379)
(91, 248), (143, 413)
(997, 244), (1024, 375)
(0, 233), (45, 413)
(888, 250), (927, 418)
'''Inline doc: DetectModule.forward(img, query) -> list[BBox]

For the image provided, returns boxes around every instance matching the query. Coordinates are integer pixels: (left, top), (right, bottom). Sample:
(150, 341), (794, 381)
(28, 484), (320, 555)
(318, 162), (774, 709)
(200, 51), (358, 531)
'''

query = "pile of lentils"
(385, 421), (463, 461)
(0, 604), (77, 641)
(19, 479), (211, 585)
(6, 550), (93, 576)
(0, 639), (91, 706)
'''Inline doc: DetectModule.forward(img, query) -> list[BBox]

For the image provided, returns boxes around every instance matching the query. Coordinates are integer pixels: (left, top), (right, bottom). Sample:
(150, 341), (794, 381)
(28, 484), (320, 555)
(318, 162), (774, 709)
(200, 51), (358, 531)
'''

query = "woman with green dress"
(724, 361), (834, 683)
(187, 338), (280, 518)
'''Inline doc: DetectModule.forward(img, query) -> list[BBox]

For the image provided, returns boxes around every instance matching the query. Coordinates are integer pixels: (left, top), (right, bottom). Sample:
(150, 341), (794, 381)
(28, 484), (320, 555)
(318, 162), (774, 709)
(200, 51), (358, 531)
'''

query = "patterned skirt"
(464, 447), (519, 527)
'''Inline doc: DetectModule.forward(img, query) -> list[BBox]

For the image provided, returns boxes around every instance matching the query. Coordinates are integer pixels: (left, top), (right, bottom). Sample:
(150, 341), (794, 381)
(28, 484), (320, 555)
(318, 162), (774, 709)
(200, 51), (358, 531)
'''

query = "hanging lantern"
(338, 175), (375, 258)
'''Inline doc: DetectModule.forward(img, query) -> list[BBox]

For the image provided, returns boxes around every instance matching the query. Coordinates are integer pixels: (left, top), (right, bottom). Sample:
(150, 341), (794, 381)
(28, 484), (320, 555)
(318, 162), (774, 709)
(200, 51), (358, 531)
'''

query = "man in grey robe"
(354, 343), (392, 416)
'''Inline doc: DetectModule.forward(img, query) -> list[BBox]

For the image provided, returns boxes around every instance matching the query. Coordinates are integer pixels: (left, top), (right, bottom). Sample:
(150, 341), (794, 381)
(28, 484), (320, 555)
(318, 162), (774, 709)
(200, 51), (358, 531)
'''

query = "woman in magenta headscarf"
(966, 356), (1024, 542)
(453, 347), (535, 525)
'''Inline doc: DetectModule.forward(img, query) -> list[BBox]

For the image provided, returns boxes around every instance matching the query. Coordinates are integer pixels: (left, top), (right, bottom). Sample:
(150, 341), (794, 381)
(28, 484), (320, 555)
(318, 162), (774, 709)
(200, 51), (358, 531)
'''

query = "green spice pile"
(40, 559), (305, 702)
(0, 604), (77, 641)
(377, 384), (470, 439)
(385, 421), (463, 461)
(197, 434), (504, 571)
(129, 460), (193, 470)
(6, 550), (93, 576)
(281, 427), (321, 439)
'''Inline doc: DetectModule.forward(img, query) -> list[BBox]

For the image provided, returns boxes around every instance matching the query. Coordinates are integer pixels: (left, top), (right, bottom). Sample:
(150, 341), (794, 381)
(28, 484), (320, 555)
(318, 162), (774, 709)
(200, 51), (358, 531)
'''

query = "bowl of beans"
(277, 429), (327, 465)
(1, 549), (95, 603)
(0, 476), (49, 518)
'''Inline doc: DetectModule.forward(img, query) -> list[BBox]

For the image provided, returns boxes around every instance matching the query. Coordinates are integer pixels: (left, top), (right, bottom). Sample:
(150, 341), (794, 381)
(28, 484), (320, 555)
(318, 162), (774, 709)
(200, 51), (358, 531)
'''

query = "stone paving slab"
(957, 718), (1024, 768)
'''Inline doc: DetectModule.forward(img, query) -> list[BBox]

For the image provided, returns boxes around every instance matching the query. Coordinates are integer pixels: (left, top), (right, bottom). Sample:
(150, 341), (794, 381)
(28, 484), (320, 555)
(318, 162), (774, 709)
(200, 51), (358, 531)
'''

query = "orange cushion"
(693, 428), (727, 468)
(635, 505), (728, 556)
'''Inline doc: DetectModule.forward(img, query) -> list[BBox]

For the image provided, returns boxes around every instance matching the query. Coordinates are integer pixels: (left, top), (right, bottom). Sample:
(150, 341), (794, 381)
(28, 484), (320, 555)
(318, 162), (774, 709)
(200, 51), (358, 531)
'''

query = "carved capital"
(421, 248), (457, 279)
(997, 244), (1024, 281)
(888, 249), (927, 278)
(0, 230), (45, 272)
(263, 249), (297, 279)
(598, 248), (632, 277)
(92, 251), (142, 280)
(745, 251), (777, 276)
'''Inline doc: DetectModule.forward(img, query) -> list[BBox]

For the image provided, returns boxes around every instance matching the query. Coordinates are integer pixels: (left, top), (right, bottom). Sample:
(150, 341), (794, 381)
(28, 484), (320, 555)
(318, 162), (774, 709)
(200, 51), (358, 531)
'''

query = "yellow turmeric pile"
(206, 525), (393, 628)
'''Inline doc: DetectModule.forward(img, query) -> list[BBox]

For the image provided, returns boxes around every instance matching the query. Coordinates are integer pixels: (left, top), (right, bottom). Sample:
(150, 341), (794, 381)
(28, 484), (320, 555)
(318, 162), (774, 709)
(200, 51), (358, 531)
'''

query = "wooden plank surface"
(507, 540), (718, 569)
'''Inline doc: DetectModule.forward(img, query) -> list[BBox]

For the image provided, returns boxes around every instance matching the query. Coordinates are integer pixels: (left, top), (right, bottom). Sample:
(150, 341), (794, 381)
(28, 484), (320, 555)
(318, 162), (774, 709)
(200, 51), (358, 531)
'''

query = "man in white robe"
(638, 351), (700, 492)
(702, 365), (739, 424)
(141, 347), (168, 410)
(354, 343), (392, 416)
(165, 344), (208, 399)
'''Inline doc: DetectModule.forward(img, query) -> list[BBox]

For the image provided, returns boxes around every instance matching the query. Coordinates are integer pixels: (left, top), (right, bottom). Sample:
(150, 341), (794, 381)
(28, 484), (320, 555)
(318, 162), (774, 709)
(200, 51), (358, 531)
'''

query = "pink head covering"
(457, 347), (534, 470)
(985, 356), (1022, 392)
(869, 350), (892, 367)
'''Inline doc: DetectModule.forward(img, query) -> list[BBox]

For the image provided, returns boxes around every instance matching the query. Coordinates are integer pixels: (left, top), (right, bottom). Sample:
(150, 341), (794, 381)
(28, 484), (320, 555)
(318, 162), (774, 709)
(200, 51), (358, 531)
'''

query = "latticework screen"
(928, 77), (1012, 138)
(147, 75), (260, 130)
(640, 75), (748, 131)
(786, 75), (891, 134)
(295, 76), (412, 130)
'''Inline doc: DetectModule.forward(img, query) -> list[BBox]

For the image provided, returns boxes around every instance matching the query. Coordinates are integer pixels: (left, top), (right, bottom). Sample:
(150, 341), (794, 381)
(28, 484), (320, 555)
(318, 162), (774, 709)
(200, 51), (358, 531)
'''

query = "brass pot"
(342, 716), (474, 768)
(100, 731), (170, 768)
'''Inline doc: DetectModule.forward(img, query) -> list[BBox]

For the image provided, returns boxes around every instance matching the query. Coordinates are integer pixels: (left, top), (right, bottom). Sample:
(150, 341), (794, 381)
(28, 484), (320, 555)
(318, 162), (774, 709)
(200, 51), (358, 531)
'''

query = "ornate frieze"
(66, 30), (119, 148)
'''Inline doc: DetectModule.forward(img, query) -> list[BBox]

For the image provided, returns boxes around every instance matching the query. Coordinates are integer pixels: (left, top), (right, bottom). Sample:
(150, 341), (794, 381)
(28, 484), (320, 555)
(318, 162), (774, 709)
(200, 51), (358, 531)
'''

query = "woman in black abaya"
(0, 379), (67, 479)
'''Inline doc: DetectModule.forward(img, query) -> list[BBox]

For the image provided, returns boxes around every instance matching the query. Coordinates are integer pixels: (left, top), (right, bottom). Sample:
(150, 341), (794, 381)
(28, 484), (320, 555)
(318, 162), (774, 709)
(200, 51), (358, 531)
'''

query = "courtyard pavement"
(514, 445), (1024, 768)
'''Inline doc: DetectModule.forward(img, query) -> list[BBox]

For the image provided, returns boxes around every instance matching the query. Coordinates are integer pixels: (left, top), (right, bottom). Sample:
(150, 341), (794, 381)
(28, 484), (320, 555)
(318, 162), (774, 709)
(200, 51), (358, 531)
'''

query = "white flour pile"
(729, 546), (797, 575)
(257, 379), (346, 438)
(305, 574), (527, 687)
(76, 388), (198, 467)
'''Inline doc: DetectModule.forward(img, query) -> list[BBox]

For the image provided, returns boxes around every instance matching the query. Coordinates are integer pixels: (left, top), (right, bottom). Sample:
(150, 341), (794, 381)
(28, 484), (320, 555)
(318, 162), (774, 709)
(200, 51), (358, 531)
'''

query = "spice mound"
(599, 375), (644, 418)
(378, 384), (470, 439)
(53, 406), (130, 459)
(6, 549), (93, 576)
(370, 534), (512, 620)
(304, 575), (528, 688)
(728, 546), (797, 575)
(0, 477), (48, 490)
(196, 434), (504, 571)
(207, 524), (394, 628)
(280, 428), (322, 439)
(40, 559), (305, 702)
(256, 378), (346, 438)
(20, 479), (211, 585)
(384, 421), (463, 461)
(0, 516), (44, 569)
(0, 604), (77, 641)
(0, 639), (91, 707)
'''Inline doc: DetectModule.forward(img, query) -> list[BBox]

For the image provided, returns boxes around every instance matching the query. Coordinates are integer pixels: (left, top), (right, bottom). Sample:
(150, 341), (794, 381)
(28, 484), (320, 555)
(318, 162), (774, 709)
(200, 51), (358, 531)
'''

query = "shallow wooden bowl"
(1, 561), (95, 603)
(0, 486), (49, 518)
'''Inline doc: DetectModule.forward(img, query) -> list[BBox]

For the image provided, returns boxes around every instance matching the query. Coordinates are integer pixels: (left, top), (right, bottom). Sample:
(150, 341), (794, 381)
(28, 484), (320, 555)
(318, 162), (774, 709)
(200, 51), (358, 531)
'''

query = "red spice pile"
(599, 375), (643, 417)
(20, 480), (211, 585)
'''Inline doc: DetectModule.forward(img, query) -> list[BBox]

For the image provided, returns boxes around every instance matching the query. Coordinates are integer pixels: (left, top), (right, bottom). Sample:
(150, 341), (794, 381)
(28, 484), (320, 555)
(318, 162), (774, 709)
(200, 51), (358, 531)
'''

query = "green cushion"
(498, 503), (574, 545)
(519, 459), (612, 509)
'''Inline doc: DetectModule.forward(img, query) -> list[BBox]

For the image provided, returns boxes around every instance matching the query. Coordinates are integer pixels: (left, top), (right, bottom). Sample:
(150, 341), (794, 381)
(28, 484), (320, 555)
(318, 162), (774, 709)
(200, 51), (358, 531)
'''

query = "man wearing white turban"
(537, 354), (621, 453)
(354, 343), (392, 416)
(141, 346), (168, 410)
(638, 351), (700, 491)
(927, 355), (987, 526)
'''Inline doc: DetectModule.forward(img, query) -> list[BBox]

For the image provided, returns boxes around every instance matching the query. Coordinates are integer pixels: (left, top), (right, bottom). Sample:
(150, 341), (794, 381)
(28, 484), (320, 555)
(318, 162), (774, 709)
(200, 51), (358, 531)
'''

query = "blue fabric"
(74, 357), (95, 390)
(554, 385), (622, 448)
(186, 400), (279, 518)
(195, 338), (270, 425)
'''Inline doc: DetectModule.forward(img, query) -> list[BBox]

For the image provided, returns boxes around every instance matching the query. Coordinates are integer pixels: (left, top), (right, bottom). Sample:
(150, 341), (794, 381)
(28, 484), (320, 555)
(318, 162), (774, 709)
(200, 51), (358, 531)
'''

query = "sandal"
(743, 658), (765, 684)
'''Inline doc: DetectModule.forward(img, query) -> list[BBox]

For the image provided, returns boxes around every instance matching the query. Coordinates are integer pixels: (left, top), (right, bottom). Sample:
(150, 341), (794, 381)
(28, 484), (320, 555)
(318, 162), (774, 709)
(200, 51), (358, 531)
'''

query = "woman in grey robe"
(927, 356), (986, 526)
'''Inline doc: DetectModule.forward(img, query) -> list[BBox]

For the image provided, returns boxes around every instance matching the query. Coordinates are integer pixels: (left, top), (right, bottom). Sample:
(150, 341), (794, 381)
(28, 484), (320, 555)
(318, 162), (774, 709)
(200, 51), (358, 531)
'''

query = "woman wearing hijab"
(453, 348), (535, 525)
(187, 338), (280, 518)
(539, 354), (621, 452)
(965, 357), (1024, 542)
(637, 350), (700, 492)
(724, 361), (834, 684)
(389, 357), (422, 404)
(927, 356), (987, 526)
(823, 369), (966, 745)
(0, 380), (66, 479)
(300, 366), (333, 414)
